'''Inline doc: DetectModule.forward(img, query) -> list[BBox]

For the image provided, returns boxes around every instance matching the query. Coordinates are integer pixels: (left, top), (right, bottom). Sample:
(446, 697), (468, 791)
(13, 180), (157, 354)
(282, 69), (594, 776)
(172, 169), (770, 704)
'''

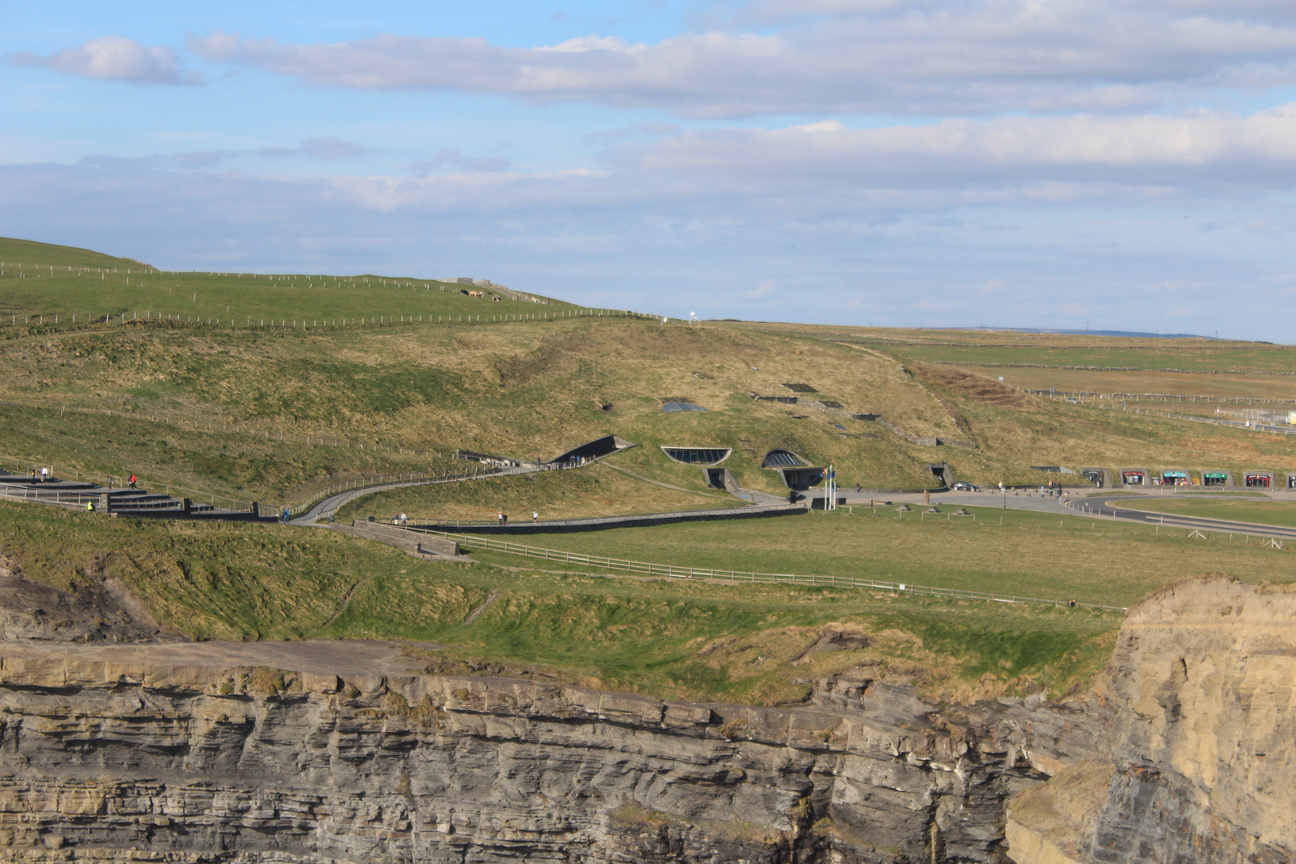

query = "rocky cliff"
(0, 640), (1095, 863)
(0, 572), (1290, 863)
(1006, 573), (1296, 864)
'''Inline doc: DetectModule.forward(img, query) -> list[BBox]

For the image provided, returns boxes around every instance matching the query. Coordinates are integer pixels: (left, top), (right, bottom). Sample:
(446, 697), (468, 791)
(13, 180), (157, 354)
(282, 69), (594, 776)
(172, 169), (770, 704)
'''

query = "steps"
(0, 470), (261, 519)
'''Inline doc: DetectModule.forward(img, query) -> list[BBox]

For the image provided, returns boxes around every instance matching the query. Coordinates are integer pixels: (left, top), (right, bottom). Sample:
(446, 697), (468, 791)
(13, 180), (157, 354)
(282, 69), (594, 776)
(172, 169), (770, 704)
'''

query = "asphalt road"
(1067, 494), (1296, 540)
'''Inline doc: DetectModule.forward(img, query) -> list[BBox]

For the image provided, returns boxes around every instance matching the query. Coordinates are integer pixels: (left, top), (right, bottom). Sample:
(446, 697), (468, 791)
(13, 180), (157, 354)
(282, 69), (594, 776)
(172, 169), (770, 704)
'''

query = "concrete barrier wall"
(339, 521), (461, 556)
(422, 505), (808, 535)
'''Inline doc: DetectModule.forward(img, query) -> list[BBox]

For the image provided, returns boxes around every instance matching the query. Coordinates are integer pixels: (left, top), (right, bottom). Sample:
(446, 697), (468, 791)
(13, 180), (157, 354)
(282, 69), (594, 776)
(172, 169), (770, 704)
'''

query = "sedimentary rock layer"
(0, 642), (1089, 863)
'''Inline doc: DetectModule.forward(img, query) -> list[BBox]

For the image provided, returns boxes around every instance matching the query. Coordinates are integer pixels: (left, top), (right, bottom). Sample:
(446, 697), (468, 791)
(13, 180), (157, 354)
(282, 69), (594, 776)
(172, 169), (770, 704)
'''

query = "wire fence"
(0, 260), (692, 333)
(1023, 389), (1296, 406)
(1028, 392), (1296, 437)
(408, 529), (1129, 612)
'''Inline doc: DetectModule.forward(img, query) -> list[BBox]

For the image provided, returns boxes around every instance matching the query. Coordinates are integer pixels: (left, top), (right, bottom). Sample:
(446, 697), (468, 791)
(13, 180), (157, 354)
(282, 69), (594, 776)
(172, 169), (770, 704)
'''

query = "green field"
(457, 505), (1296, 609)
(1123, 497), (1296, 529)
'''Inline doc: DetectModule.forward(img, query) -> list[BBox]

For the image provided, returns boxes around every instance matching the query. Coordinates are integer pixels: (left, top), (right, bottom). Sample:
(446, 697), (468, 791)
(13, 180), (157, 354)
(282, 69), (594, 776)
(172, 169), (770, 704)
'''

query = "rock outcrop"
(0, 569), (178, 643)
(1007, 574), (1296, 864)
(0, 641), (1094, 863)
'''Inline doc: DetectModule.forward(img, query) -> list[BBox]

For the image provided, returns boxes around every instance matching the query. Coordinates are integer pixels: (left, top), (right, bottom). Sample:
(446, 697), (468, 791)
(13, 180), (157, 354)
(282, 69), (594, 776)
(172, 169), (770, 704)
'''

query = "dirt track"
(0, 639), (435, 677)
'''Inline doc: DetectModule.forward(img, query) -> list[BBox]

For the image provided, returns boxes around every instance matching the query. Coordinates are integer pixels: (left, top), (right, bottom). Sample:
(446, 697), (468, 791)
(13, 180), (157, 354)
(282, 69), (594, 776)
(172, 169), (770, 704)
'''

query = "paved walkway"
(291, 464), (541, 525)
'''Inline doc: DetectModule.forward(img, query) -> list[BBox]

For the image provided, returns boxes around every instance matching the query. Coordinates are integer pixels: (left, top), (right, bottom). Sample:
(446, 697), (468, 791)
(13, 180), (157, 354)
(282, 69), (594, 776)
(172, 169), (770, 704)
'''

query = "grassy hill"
(1, 236), (1294, 706)
(0, 237), (146, 270)
(0, 236), (1293, 509)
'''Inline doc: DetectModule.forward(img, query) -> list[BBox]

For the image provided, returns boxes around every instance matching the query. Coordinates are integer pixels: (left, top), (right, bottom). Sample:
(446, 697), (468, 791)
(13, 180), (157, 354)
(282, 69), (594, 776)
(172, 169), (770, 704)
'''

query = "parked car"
(952, 481), (979, 491)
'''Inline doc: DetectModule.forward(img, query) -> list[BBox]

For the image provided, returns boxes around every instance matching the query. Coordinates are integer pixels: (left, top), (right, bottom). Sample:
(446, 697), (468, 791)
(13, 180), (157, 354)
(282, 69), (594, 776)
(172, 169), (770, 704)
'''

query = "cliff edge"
(1007, 573), (1296, 864)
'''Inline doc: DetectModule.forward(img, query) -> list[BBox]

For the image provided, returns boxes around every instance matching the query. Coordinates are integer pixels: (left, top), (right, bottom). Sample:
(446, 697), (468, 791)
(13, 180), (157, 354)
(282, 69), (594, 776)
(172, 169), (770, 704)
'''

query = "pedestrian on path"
(497, 511), (504, 525)
(128, 474), (137, 490)
(282, 508), (290, 524)
(39, 466), (48, 483)
(532, 510), (538, 522)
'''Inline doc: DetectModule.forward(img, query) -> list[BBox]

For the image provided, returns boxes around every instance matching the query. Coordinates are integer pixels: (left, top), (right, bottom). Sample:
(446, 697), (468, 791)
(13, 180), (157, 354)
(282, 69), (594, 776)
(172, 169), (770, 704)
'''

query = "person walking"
(128, 474), (137, 490)
(497, 511), (504, 526)
(532, 510), (538, 522)
(39, 466), (48, 483)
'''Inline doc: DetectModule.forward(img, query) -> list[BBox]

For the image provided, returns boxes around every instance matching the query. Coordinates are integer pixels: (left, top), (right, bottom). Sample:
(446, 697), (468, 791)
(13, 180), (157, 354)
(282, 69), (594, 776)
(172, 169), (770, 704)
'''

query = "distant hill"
(949, 327), (1213, 340)
(0, 236), (154, 271)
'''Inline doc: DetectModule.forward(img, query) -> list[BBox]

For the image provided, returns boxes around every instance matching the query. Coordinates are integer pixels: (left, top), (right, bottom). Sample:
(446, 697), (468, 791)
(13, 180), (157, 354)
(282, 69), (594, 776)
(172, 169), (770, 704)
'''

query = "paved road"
(1067, 494), (1296, 540)
(822, 489), (1074, 515)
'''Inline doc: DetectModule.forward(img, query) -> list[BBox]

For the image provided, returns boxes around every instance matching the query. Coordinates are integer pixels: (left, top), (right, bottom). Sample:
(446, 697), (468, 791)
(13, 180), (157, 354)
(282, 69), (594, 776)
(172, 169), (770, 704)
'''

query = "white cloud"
(184, 3), (1296, 117)
(3, 159), (1293, 339)
(620, 108), (1296, 188)
(7, 36), (199, 85)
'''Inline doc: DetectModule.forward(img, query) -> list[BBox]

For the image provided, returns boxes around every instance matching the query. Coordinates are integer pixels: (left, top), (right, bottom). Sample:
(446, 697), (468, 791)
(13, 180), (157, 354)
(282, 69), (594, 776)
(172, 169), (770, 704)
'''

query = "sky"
(2, 1), (1296, 339)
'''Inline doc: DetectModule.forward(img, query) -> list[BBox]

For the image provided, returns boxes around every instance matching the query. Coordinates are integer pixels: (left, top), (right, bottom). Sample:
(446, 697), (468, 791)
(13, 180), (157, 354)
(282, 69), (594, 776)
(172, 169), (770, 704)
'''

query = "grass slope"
(0, 237), (145, 270)
(0, 500), (1115, 704)
(336, 462), (741, 523)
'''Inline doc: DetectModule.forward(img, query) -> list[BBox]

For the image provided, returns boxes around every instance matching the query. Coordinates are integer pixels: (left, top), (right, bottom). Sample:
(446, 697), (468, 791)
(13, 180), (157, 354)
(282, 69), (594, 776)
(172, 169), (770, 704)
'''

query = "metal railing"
(407, 529), (1128, 612)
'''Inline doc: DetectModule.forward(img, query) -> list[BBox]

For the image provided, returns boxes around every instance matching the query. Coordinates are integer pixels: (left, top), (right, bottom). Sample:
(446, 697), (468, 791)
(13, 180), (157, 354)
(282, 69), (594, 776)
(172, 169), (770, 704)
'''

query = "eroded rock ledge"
(0, 641), (1092, 863)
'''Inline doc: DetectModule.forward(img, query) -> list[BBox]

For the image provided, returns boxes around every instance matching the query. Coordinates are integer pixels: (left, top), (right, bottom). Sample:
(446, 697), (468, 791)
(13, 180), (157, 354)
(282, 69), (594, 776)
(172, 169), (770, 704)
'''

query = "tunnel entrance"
(779, 467), (825, 489)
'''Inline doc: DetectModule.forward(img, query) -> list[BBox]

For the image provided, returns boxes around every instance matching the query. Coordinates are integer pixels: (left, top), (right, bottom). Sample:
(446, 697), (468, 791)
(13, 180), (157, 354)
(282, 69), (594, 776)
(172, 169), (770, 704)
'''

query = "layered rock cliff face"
(1007, 574), (1296, 864)
(0, 572), (1289, 863)
(0, 642), (1095, 863)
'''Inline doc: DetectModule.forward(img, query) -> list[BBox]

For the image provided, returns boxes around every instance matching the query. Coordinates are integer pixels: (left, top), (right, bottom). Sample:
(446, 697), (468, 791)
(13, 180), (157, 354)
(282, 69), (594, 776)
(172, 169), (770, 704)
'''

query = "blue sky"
(3, 1), (1296, 338)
